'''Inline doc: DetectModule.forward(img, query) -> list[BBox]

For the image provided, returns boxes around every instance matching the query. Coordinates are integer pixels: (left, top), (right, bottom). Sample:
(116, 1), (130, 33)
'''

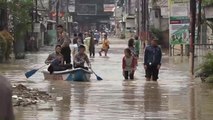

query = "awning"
(104, 4), (115, 12)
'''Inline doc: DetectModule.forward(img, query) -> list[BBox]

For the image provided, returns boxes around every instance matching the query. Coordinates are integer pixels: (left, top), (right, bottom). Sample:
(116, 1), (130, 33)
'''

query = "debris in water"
(12, 84), (52, 107)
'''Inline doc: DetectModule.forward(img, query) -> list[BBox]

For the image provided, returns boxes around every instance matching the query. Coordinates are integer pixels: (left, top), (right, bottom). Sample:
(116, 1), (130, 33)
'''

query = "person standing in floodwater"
(128, 38), (136, 56)
(99, 34), (110, 56)
(134, 35), (140, 58)
(144, 38), (162, 81)
(122, 48), (137, 80)
(57, 25), (71, 64)
(89, 33), (95, 58)
(94, 30), (100, 45)
(0, 75), (15, 120)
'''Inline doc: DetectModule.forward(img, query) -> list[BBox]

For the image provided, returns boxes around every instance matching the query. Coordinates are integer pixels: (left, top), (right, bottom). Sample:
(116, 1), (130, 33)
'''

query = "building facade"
(73, 0), (115, 32)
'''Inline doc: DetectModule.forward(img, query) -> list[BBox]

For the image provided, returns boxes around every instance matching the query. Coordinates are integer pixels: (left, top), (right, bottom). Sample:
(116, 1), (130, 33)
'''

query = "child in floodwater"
(122, 48), (137, 80)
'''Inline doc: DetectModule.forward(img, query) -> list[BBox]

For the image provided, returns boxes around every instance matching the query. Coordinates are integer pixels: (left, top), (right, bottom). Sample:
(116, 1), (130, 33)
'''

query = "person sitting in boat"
(45, 45), (72, 74)
(74, 45), (91, 70)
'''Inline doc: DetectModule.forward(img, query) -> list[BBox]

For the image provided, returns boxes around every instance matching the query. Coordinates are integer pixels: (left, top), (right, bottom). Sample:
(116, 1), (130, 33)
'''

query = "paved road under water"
(1, 39), (213, 120)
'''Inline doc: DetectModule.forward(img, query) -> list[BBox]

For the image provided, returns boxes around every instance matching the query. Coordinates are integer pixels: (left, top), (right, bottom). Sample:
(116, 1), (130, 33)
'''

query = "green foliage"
(0, 0), (33, 28)
(200, 53), (213, 75)
(9, 0), (33, 25)
(203, 0), (213, 6)
(196, 52), (213, 80)
(150, 27), (163, 43)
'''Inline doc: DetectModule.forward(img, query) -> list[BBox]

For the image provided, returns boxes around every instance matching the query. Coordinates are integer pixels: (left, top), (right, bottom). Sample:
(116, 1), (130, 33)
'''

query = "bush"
(196, 53), (213, 82)
(150, 27), (163, 44)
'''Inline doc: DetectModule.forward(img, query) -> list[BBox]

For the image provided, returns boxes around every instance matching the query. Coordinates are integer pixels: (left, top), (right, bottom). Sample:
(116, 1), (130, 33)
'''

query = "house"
(73, 0), (115, 32)
(115, 0), (137, 38)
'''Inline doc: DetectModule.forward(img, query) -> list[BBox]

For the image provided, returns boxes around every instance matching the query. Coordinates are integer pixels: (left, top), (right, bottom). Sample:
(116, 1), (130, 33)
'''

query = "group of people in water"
(45, 24), (162, 81)
(45, 25), (110, 74)
(122, 36), (140, 80)
(122, 36), (162, 81)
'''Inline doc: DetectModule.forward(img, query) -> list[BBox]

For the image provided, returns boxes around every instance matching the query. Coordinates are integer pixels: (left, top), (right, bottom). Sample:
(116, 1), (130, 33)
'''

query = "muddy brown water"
(0, 44), (213, 120)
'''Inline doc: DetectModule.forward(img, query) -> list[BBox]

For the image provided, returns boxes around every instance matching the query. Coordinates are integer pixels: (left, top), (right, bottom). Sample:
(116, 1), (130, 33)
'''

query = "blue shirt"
(144, 45), (162, 66)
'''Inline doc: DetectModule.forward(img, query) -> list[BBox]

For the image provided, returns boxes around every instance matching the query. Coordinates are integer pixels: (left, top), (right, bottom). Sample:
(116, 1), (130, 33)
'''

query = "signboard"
(77, 4), (97, 15)
(68, 0), (75, 12)
(104, 4), (115, 12)
(169, 0), (190, 45)
(34, 23), (41, 33)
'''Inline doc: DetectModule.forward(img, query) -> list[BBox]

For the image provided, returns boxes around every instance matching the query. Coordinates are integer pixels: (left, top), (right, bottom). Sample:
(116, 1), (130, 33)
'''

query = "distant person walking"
(57, 25), (71, 64)
(78, 33), (84, 44)
(99, 34), (110, 56)
(144, 38), (162, 81)
(84, 32), (90, 53)
(94, 30), (100, 45)
(72, 33), (78, 60)
(0, 75), (14, 120)
(122, 48), (137, 80)
(134, 35), (140, 58)
(128, 38), (136, 56)
(89, 33), (95, 57)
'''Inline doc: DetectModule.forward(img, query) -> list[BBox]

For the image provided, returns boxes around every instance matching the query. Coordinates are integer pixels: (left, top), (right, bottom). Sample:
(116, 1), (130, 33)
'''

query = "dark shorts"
(145, 65), (159, 81)
(123, 71), (134, 80)
(61, 47), (71, 64)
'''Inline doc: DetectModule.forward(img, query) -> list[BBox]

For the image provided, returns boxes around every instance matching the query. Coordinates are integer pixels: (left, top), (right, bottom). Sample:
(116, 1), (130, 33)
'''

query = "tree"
(0, 0), (33, 59)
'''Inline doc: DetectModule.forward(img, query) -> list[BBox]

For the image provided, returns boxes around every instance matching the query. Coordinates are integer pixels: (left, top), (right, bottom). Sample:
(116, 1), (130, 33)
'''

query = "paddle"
(25, 65), (46, 78)
(90, 68), (103, 81)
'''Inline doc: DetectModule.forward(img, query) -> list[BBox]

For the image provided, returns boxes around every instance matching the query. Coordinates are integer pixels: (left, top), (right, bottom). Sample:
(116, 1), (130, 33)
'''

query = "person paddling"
(45, 45), (72, 74)
(74, 45), (91, 70)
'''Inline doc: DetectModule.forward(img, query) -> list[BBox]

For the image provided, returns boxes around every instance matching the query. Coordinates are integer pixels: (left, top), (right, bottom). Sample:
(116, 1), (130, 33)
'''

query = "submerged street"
(0, 38), (213, 120)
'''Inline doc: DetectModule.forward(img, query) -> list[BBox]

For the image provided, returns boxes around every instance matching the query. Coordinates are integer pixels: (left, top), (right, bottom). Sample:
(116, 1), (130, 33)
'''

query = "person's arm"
(122, 57), (125, 70)
(85, 55), (91, 67)
(157, 47), (162, 69)
(144, 47), (148, 65)
(132, 57), (137, 70)
(45, 54), (52, 64)
(59, 56), (64, 65)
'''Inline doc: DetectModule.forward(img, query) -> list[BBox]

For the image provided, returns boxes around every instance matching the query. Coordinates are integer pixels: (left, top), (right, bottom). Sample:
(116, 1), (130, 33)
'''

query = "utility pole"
(141, 0), (145, 48)
(35, 0), (38, 22)
(197, 0), (202, 44)
(136, 0), (140, 36)
(56, 0), (59, 25)
(190, 0), (196, 75)
(66, 0), (69, 36)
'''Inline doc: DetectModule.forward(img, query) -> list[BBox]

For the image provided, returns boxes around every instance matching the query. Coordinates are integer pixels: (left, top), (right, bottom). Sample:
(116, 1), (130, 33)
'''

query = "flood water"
(1, 40), (213, 120)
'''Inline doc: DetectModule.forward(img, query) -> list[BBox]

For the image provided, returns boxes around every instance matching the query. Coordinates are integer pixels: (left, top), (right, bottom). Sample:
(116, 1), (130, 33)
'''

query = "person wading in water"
(99, 34), (110, 56)
(89, 33), (95, 58)
(57, 25), (71, 64)
(144, 38), (162, 81)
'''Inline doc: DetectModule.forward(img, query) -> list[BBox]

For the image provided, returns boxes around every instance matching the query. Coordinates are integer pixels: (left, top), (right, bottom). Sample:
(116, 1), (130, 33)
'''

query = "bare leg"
(104, 49), (108, 56)
(99, 49), (104, 56)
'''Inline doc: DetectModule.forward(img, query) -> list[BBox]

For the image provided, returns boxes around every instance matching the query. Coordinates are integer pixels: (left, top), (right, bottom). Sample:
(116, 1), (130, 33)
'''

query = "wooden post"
(190, 0), (196, 75)
(181, 44), (183, 56)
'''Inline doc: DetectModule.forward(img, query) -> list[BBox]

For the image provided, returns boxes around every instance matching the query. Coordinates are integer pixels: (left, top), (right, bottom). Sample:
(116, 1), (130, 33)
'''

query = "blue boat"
(42, 68), (92, 81)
